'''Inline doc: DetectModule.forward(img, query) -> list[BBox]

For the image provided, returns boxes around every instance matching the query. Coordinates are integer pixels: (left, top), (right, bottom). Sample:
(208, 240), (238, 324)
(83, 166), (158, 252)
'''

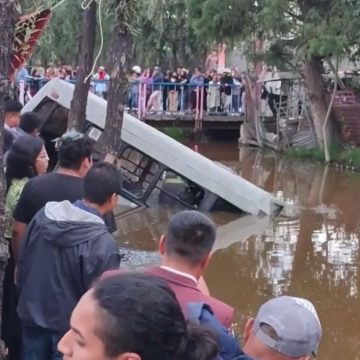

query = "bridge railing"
(24, 77), (245, 124)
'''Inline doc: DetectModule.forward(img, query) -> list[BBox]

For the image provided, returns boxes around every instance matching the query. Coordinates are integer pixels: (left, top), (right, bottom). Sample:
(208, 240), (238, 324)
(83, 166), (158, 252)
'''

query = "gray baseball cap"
(253, 296), (322, 358)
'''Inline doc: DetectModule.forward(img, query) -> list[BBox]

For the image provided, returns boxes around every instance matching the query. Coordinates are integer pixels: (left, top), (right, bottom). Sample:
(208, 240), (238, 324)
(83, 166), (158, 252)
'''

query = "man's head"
(153, 66), (160, 74)
(159, 210), (216, 277)
(194, 67), (201, 76)
(83, 163), (122, 214)
(58, 273), (190, 360)
(5, 100), (23, 128)
(56, 130), (93, 177)
(243, 296), (322, 360)
(19, 112), (43, 136)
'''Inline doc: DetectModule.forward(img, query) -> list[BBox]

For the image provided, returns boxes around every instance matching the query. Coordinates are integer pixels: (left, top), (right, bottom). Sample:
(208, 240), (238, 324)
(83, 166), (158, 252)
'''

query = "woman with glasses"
(2, 135), (48, 360)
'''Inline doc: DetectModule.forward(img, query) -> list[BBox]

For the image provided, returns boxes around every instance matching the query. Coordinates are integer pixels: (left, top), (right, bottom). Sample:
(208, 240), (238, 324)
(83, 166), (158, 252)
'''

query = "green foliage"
(186, 0), (360, 69)
(19, 0), (114, 66)
(186, 0), (259, 43)
(287, 143), (360, 168)
(162, 128), (192, 141)
(287, 147), (326, 162)
(134, 0), (208, 67)
(19, 0), (207, 68)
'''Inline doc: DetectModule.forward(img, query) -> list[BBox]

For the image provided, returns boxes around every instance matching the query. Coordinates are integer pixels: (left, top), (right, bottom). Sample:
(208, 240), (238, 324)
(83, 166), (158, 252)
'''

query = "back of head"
(83, 163), (122, 205)
(19, 112), (43, 134)
(6, 135), (44, 187)
(56, 130), (93, 170)
(165, 210), (216, 266)
(93, 273), (219, 360)
(5, 99), (23, 114)
(244, 296), (322, 360)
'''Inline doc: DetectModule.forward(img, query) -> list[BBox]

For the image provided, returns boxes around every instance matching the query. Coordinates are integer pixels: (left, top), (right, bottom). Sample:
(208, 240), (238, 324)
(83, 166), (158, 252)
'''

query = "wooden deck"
(129, 111), (244, 130)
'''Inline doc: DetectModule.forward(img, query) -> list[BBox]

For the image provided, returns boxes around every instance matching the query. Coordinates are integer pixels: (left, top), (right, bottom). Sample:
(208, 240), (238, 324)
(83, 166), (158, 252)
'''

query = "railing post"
(195, 86), (200, 128)
(19, 80), (25, 105)
(137, 82), (143, 120)
(180, 86), (184, 112)
(200, 86), (204, 127)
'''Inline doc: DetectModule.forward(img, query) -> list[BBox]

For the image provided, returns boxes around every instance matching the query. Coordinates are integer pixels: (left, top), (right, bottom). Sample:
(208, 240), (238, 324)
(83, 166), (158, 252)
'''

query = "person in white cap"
(242, 296), (322, 360)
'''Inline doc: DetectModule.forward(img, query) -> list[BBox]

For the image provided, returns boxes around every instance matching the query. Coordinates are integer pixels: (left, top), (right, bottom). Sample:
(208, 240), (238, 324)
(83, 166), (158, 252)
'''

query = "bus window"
(31, 98), (70, 171)
(120, 146), (160, 199)
(147, 169), (205, 209)
(33, 97), (58, 121)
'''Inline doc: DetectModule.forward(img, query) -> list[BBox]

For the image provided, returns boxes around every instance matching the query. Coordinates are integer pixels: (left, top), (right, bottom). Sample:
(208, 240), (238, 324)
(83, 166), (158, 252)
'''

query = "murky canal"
(116, 142), (360, 360)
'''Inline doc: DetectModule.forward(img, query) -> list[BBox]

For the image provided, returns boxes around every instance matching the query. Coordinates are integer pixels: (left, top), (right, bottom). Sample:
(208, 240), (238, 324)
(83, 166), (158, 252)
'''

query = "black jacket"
(17, 200), (121, 332)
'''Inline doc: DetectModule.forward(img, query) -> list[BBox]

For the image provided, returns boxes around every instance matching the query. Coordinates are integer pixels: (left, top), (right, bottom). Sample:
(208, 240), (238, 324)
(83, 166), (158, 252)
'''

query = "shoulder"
(94, 230), (118, 249)
(204, 295), (234, 322)
(8, 178), (28, 195)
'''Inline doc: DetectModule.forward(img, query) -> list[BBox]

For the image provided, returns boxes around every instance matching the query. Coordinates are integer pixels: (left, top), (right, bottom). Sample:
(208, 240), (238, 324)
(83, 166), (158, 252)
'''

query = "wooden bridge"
(131, 111), (245, 131)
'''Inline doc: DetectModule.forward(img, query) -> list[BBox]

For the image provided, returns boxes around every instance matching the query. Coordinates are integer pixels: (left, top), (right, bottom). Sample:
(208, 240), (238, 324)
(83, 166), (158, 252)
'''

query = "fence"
(23, 77), (246, 125)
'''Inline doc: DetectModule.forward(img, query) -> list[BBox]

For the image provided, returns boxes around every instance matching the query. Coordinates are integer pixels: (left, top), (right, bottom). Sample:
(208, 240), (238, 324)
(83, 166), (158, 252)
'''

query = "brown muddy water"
(115, 143), (360, 360)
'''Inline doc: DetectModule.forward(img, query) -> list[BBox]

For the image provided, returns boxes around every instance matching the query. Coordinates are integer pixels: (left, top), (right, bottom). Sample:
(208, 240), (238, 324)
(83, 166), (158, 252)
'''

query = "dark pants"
(2, 242), (21, 360)
(21, 323), (64, 360)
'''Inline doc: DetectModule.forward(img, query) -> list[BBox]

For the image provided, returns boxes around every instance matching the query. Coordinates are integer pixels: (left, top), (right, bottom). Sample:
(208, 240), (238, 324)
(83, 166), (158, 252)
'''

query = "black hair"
(83, 163), (122, 205)
(165, 210), (216, 266)
(6, 136), (44, 189)
(93, 273), (219, 360)
(19, 112), (43, 134)
(5, 100), (23, 113)
(58, 135), (93, 170)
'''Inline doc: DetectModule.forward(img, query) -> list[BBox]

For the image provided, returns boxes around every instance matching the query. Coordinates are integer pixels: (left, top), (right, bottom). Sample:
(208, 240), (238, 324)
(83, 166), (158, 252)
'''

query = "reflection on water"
(116, 143), (360, 359)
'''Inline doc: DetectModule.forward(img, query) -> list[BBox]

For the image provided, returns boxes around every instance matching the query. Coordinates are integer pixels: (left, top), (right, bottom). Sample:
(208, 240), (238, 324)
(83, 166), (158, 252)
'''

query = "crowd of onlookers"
(16, 63), (246, 114)
(1, 98), (322, 360)
(128, 65), (246, 114)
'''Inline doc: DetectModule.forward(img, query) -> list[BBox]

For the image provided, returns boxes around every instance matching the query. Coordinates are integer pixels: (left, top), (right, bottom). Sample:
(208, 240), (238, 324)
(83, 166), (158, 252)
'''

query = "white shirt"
(160, 266), (198, 285)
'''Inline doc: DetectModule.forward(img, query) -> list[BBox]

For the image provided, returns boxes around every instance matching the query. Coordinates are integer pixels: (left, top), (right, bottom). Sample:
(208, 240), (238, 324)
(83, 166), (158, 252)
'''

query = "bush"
(286, 143), (360, 168)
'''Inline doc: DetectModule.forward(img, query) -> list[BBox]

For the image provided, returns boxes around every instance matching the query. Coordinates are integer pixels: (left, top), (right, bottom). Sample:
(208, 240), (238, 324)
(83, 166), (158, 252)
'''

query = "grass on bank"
(161, 128), (193, 141)
(287, 143), (360, 168)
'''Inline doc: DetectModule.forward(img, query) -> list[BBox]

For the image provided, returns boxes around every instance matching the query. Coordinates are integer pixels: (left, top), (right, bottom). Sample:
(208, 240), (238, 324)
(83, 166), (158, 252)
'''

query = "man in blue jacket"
(17, 163), (122, 360)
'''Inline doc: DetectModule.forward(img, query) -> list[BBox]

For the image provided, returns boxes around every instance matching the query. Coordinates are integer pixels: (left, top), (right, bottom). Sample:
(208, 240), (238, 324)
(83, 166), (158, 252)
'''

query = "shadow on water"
(115, 142), (360, 360)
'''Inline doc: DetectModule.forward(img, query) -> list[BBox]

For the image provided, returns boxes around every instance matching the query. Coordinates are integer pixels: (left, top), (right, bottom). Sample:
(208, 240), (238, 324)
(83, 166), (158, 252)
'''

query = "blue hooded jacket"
(188, 303), (254, 360)
(17, 200), (121, 333)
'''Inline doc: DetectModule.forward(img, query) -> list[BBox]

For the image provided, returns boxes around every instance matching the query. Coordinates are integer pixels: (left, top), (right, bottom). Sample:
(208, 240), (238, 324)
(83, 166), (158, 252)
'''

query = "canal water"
(116, 142), (360, 360)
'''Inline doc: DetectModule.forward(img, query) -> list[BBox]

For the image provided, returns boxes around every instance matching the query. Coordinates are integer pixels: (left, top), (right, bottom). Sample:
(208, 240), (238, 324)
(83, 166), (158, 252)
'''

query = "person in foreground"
(58, 273), (220, 360)
(242, 296), (322, 360)
(17, 163), (122, 360)
(2, 136), (48, 360)
(147, 210), (234, 328)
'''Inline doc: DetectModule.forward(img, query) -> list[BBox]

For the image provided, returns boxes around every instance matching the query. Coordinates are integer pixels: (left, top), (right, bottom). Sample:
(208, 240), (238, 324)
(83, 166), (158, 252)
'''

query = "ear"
(159, 235), (166, 255)
(243, 318), (255, 344)
(117, 353), (141, 360)
(200, 253), (212, 270)
(80, 157), (92, 176)
(109, 193), (118, 209)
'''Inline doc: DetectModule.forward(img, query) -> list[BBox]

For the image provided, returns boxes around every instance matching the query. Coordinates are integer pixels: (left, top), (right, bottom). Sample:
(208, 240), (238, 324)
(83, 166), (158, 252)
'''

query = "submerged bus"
(22, 79), (283, 217)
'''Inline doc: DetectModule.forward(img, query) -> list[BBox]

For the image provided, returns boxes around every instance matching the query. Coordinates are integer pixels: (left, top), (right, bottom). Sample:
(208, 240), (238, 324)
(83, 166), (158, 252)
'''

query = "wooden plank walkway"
(130, 112), (245, 130)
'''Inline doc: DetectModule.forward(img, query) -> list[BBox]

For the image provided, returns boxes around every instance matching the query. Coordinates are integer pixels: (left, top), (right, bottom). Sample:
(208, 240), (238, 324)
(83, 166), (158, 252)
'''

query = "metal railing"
(23, 77), (246, 126)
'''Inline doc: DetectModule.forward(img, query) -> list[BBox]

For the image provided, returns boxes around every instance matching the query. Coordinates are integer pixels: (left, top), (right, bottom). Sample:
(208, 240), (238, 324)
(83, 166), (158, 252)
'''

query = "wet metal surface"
(116, 142), (360, 360)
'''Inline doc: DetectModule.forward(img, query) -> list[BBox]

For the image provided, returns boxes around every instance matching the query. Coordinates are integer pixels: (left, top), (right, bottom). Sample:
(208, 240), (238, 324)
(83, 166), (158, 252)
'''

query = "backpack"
(187, 303), (253, 360)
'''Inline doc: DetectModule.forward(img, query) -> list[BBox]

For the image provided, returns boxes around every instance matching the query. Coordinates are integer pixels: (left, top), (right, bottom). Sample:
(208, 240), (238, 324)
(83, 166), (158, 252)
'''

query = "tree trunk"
(0, 0), (19, 354)
(304, 57), (328, 147)
(68, 1), (97, 131)
(103, 0), (133, 160)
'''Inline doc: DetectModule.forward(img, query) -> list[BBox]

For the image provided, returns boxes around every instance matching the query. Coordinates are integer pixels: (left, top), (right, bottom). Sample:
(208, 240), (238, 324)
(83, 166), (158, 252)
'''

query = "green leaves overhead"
(186, 0), (360, 67)
(186, 0), (257, 42)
